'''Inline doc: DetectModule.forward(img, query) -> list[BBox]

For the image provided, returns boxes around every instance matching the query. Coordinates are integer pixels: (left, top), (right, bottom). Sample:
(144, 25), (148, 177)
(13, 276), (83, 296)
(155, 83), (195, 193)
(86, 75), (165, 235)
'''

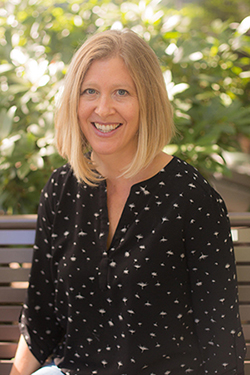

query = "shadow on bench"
(0, 213), (250, 375)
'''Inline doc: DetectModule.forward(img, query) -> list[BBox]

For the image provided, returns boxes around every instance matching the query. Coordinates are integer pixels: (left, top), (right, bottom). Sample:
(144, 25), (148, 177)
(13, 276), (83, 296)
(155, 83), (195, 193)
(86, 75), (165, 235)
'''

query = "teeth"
(94, 122), (120, 133)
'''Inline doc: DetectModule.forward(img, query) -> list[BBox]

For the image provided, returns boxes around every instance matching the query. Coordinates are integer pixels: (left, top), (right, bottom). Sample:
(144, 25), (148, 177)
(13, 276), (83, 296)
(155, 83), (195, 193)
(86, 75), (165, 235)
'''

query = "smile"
(93, 122), (121, 133)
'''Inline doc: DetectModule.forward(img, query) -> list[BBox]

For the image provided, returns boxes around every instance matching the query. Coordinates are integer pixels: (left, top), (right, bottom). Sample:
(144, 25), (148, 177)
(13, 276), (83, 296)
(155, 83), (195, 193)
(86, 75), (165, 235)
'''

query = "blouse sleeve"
(184, 186), (246, 374)
(19, 172), (64, 364)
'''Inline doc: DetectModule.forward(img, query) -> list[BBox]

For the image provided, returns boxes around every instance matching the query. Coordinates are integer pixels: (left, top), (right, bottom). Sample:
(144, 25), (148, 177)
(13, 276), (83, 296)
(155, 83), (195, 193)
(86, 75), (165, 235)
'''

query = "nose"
(95, 95), (115, 118)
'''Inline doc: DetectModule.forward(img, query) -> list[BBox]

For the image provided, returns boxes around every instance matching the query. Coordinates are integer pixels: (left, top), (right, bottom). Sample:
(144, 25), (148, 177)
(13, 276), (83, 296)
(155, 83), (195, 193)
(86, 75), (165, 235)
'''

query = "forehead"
(82, 57), (135, 87)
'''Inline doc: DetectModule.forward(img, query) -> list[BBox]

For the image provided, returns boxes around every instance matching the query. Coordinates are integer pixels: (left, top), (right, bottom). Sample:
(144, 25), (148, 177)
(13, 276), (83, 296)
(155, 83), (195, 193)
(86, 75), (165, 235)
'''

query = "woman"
(10, 29), (246, 375)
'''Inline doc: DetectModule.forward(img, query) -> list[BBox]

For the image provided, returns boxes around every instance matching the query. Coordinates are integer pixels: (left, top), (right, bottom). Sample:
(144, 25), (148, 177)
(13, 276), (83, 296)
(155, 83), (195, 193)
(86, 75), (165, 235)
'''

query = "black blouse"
(20, 156), (246, 375)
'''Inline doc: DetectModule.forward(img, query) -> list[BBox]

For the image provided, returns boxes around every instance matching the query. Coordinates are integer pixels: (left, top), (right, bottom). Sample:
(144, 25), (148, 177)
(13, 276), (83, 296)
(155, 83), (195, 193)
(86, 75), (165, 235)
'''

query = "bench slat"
(234, 228), (250, 243)
(229, 213), (250, 227)
(0, 230), (35, 245)
(0, 287), (27, 303)
(243, 324), (250, 341)
(0, 360), (13, 375)
(238, 285), (250, 303)
(0, 342), (17, 359)
(246, 343), (250, 360)
(240, 305), (250, 322)
(237, 266), (250, 283)
(0, 325), (19, 341)
(0, 215), (37, 229)
(0, 268), (30, 283)
(0, 248), (33, 264)
(234, 246), (250, 263)
(0, 306), (21, 322)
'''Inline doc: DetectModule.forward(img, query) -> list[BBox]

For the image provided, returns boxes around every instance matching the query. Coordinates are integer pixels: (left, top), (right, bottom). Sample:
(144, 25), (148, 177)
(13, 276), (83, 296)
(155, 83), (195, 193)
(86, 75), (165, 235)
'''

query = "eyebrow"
(81, 81), (136, 91)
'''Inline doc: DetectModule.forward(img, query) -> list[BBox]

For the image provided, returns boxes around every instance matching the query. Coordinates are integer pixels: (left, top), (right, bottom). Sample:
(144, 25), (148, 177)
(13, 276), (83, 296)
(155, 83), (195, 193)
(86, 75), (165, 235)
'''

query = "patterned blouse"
(20, 156), (246, 375)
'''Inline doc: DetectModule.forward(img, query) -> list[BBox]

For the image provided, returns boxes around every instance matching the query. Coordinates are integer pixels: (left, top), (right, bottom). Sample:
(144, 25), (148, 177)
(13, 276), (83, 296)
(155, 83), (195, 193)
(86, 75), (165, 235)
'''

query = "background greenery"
(0, 0), (250, 213)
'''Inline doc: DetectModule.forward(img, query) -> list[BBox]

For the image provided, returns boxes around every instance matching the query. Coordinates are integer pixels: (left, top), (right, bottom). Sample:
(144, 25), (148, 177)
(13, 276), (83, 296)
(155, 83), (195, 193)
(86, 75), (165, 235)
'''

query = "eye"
(81, 88), (96, 95)
(117, 89), (128, 96)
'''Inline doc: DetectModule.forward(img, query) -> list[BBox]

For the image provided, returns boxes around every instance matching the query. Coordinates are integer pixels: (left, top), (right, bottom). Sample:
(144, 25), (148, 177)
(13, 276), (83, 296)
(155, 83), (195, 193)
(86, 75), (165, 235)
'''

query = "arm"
(9, 335), (41, 375)
(18, 171), (64, 365)
(184, 188), (246, 374)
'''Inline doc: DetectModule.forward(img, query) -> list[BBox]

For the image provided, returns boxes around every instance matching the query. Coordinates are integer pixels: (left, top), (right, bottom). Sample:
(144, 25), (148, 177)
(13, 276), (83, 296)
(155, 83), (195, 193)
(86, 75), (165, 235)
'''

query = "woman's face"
(78, 56), (140, 162)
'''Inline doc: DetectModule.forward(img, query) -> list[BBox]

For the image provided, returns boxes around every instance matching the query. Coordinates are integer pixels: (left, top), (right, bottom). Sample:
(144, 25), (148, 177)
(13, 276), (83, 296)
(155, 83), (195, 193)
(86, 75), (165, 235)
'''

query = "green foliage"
(191, 0), (250, 23)
(0, 0), (250, 213)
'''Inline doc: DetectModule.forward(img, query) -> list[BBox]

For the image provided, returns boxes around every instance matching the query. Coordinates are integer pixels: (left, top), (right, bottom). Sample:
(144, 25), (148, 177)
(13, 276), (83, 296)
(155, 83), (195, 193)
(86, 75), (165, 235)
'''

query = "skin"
(78, 56), (140, 175)
(9, 335), (41, 375)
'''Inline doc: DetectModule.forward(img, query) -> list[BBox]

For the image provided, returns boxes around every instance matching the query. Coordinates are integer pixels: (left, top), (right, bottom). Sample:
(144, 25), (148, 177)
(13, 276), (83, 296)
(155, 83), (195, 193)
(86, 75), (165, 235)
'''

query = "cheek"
(78, 100), (93, 119)
(77, 104), (87, 134)
(122, 100), (139, 119)
(77, 101), (85, 119)
(129, 104), (140, 126)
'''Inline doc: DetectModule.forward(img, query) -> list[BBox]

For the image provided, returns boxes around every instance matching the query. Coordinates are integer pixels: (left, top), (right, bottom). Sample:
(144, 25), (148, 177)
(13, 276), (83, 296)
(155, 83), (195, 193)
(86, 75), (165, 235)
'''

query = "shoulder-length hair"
(55, 29), (175, 185)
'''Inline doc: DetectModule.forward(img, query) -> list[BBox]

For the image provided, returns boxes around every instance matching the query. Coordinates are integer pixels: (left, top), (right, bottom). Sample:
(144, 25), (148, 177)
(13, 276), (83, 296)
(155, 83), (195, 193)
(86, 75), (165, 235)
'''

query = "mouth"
(92, 122), (122, 133)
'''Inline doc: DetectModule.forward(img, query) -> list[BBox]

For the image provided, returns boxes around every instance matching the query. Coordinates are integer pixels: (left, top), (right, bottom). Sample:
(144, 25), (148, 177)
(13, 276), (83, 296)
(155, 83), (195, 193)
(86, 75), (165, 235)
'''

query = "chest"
(52, 203), (188, 315)
(106, 188), (130, 248)
(51, 184), (188, 288)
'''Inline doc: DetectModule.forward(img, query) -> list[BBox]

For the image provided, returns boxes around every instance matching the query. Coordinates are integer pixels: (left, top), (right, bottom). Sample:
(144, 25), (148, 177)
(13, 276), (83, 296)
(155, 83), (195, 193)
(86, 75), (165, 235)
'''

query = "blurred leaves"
(0, 0), (250, 213)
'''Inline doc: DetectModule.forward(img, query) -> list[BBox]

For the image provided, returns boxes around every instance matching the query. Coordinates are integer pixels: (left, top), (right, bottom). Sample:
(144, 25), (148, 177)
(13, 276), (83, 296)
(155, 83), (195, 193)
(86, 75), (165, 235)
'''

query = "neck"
(91, 152), (134, 182)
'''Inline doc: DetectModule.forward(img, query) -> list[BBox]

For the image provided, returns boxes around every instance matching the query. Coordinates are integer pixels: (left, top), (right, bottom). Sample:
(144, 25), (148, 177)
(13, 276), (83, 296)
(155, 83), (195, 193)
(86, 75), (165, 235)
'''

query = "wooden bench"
(0, 215), (36, 375)
(0, 213), (250, 375)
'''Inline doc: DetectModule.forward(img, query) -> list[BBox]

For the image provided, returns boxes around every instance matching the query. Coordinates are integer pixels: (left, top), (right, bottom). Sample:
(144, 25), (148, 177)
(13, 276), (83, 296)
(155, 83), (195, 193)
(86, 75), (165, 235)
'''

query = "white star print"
(138, 345), (149, 353)
(21, 157), (244, 375)
(140, 186), (150, 195)
(137, 282), (148, 289)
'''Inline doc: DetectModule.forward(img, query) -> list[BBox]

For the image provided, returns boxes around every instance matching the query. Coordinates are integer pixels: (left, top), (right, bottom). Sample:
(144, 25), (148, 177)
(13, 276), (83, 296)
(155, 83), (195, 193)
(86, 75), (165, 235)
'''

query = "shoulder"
(162, 157), (212, 194)
(160, 156), (226, 209)
(49, 163), (75, 183)
(40, 164), (82, 206)
(171, 157), (229, 217)
(45, 163), (82, 190)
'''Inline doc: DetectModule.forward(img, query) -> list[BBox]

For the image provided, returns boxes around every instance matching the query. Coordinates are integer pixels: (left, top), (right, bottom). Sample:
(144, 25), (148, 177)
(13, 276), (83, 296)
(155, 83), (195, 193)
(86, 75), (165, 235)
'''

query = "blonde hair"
(55, 29), (175, 185)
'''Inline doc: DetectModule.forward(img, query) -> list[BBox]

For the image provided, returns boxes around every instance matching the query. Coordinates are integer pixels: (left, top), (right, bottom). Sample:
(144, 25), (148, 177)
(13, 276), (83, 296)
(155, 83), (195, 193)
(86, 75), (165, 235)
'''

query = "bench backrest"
(0, 214), (250, 375)
(0, 215), (36, 375)
(230, 213), (250, 373)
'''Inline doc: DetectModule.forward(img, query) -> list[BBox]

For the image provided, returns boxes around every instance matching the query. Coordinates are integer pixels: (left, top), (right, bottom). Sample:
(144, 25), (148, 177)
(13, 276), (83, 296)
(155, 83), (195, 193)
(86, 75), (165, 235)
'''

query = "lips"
(92, 122), (122, 133)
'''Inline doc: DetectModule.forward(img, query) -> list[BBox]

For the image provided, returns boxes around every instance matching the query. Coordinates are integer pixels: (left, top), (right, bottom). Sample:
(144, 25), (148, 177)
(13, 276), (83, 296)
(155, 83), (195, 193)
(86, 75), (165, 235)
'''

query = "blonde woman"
(10, 29), (245, 375)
